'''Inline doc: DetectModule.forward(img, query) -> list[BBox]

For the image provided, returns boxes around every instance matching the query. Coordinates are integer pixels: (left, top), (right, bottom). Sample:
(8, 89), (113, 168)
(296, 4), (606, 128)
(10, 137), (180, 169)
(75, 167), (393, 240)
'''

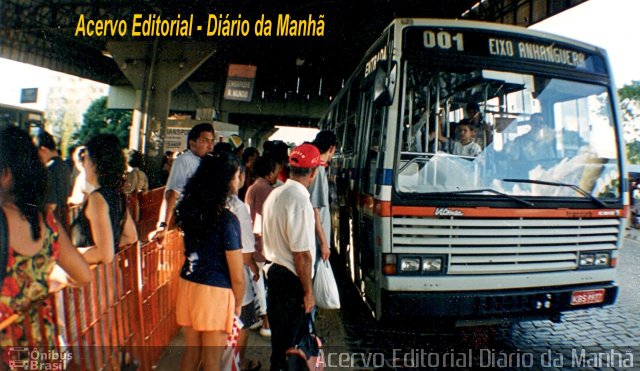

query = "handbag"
(286, 314), (324, 371)
(313, 260), (340, 309)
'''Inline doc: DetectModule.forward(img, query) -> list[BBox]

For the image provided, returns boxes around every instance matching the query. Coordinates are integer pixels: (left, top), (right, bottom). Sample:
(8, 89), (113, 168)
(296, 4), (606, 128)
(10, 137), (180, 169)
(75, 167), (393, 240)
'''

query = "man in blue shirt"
(151, 123), (215, 243)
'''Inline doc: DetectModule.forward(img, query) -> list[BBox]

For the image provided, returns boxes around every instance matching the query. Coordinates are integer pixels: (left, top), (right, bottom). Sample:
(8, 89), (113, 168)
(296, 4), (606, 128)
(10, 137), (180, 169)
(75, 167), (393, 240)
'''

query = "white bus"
(0, 102), (44, 135)
(323, 19), (626, 324)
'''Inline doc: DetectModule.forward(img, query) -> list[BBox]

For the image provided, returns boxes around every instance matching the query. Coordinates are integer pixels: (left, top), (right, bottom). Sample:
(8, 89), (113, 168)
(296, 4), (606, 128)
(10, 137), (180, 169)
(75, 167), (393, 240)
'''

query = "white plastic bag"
(313, 260), (340, 309)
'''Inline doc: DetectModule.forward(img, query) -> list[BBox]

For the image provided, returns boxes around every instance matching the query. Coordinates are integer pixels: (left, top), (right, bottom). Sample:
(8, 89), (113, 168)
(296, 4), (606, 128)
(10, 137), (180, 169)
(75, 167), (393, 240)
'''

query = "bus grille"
(391, 217), (621, 275)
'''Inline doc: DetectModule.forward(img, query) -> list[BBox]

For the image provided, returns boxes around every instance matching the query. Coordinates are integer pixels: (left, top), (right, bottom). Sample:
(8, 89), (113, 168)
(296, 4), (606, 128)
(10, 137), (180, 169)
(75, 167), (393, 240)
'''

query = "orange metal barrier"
(139, 231), (183, 365)
(0, 187), (182, 370)
(136, 187), (165, 243)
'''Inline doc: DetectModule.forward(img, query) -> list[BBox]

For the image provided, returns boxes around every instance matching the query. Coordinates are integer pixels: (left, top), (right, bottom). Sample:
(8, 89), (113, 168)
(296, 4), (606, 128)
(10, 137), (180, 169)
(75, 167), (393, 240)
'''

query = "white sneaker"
(259, 327), (272, 337)
(249, 319), (263, 330)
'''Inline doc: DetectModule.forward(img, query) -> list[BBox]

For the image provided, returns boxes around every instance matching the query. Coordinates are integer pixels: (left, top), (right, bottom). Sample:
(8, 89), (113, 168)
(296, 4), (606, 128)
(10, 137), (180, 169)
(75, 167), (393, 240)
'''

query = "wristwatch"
(157, 221), (168, 229)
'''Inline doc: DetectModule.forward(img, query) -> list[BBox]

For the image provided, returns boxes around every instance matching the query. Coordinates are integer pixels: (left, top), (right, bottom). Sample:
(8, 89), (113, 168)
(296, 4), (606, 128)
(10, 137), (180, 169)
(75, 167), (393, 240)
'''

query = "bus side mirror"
(373, 63), (397, 106)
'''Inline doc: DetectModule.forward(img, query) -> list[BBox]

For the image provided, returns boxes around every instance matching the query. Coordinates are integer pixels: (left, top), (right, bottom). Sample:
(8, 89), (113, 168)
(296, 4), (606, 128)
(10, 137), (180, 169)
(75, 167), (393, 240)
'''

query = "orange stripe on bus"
(357, 193), (627, 219)
(374, 201), (392, 217)
(391, 206), (625, 218)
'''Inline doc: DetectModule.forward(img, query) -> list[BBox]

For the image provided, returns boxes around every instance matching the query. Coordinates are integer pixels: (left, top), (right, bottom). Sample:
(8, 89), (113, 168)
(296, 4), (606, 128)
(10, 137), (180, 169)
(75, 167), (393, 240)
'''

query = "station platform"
(3, 185), (637, 370)
(625, 227), (640, 241)
(155, 309), (347, 370)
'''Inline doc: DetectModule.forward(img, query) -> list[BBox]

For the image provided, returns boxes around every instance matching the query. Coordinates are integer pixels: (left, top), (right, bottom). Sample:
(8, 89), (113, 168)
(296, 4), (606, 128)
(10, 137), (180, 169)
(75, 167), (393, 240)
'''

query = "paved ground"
(156, 235), (640, 370)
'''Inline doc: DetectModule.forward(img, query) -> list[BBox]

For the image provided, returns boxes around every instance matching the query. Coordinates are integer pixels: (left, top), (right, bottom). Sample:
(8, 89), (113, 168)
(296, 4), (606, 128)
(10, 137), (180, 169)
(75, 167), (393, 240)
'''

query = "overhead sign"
(403, 27), (606, 75)
(164, 127), (191, 153)
(20, 88), (38, 103)
(224, 64), (257, 102)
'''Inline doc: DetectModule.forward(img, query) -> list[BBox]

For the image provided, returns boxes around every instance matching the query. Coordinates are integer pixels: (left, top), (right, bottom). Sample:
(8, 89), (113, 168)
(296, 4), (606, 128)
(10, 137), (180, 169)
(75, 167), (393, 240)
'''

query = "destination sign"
(403, 27), (606, 75)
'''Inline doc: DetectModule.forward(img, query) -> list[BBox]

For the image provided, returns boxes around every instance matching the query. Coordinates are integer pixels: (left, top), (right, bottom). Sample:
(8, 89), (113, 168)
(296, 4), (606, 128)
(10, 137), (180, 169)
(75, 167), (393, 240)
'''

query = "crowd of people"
(150, 122), (337, 371)
(0, 120), (338, 371)
(0, 127), (143, 361)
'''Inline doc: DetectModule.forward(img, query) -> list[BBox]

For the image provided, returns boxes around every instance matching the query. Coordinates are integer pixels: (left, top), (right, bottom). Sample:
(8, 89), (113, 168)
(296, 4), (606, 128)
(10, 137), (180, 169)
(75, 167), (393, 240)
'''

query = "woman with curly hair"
(175, 152), (245, 371)
(71, 134), (137, 263)
(0, 126), (90, 351)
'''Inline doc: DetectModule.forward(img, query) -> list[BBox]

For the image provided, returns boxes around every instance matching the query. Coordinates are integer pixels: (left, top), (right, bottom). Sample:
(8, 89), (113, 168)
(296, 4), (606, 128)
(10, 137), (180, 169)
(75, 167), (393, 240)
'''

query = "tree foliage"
(73, 96), (131, 147)
(619, 80), (640, 101)
(628, 141), (640, 165)
(619, 82), (640, 164)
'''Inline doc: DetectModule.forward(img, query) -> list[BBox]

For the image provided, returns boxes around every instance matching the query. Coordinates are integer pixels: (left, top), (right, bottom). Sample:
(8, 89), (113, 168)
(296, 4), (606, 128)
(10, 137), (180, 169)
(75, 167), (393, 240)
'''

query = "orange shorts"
(176, 278), (235, 333)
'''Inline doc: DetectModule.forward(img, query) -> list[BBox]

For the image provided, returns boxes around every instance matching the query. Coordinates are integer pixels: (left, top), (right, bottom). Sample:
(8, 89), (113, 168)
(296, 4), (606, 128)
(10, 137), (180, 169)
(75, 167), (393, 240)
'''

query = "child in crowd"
(245, 155), (283, 338)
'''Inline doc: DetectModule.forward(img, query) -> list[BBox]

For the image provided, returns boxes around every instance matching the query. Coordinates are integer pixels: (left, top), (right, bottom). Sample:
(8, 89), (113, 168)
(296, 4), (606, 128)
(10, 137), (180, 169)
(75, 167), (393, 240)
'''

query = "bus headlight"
(579, 253), (595, 266)
(579, 251), (610, 268)
(594, 253), (609, 266)
(422, 257), (442, 272)
(386, 254), (446, 275)
(400, 257), (421, 272)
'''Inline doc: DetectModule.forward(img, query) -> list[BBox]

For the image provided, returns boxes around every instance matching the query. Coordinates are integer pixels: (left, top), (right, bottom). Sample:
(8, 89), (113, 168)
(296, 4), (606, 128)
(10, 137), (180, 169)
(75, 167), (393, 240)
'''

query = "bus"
(0, 102), (45, 134)
(322, 19), (626, 324)
(630, 164), (640, 228)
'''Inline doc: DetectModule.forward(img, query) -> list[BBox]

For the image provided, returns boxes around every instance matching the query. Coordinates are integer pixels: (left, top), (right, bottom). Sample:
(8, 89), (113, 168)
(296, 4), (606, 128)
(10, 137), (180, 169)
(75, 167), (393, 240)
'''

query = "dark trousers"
(267, 264), (305, 371)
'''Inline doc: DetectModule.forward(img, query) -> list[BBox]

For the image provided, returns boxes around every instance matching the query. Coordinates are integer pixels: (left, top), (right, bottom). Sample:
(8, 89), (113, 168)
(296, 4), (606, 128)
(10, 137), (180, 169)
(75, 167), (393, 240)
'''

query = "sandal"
(241, 360), (262, 371)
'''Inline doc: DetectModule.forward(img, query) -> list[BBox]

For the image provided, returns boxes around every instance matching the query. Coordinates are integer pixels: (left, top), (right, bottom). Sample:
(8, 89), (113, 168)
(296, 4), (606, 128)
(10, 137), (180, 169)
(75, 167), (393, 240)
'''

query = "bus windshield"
(397, 63), (620, 201)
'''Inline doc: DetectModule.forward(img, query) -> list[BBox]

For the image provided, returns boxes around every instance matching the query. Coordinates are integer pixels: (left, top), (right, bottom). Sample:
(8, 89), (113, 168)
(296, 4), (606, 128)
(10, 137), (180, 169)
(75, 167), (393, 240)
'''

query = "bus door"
(357, 86), (386, 289)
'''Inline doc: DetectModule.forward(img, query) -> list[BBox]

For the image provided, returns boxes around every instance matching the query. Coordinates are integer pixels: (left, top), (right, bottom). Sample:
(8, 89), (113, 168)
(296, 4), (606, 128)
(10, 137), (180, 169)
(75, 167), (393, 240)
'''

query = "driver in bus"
(508, 113), (557, 162)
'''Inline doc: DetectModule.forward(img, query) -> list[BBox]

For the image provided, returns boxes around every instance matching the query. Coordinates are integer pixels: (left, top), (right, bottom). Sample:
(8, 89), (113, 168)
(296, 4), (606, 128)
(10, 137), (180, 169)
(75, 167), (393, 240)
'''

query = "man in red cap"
(262, 143), (325, 371)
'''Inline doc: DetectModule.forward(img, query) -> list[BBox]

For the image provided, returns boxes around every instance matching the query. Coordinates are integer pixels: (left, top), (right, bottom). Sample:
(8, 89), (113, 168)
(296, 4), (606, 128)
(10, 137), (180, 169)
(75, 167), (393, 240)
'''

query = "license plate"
(570, 289), (605, 306)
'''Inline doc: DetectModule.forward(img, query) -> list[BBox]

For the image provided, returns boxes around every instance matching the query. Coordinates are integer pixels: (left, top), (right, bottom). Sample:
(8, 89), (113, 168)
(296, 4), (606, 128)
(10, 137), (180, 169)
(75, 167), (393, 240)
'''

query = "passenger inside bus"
(437, 119), (482, 157)
(466, 102), (493, 148)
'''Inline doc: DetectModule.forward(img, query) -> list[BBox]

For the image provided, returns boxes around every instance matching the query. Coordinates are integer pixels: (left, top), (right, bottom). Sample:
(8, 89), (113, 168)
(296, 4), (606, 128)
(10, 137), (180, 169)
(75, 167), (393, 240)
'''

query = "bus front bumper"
(380, 282), (617, 320)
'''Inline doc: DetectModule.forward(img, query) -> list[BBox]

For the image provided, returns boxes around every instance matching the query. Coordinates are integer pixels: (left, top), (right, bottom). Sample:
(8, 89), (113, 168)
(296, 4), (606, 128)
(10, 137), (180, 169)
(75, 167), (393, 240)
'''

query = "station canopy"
(0, 0), (587, 97)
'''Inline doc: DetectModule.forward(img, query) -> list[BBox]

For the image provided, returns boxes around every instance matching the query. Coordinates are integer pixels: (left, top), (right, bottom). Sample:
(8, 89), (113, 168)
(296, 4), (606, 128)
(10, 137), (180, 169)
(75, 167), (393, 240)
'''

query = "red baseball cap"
(289, 143), (326, 168)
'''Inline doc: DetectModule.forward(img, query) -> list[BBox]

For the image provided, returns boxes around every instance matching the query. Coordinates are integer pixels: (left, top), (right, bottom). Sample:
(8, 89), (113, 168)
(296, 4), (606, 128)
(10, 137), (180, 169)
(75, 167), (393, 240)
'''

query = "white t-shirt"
(263, 179), (316, 277)
(228, 194), (257, 305)
(227, 195), (256, 254)
(452, 141), (482, 157)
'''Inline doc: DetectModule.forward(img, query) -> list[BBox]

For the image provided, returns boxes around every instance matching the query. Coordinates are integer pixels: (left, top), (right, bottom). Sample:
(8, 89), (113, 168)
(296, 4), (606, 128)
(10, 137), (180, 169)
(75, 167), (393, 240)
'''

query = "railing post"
(130, 242), (150, 371)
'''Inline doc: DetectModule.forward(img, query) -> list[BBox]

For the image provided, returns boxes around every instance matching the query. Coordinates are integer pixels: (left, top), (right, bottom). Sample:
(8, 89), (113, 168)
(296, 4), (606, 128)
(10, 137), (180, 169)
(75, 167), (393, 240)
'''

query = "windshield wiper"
(502, 178), (608, 208)
(441, 189), (534, 207)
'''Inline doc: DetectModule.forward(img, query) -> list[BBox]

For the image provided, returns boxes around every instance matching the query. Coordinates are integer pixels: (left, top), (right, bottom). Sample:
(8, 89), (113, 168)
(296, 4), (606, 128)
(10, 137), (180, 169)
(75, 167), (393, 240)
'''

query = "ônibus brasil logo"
(7, 347), (72, 370)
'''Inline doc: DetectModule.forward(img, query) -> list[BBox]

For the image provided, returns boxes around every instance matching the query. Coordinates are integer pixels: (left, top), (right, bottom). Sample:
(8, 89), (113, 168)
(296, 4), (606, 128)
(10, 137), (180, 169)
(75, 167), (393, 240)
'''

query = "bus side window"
(344, 89), (359, 153)
(335, 121), (346, 150)
(365, 106), (384, 195)
(344, 121), (357, 152)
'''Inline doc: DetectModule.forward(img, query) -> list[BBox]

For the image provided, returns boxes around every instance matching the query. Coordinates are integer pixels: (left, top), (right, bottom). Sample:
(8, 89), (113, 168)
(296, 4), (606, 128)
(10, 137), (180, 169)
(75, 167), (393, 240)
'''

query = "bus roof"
(0, 102), (44, 114)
